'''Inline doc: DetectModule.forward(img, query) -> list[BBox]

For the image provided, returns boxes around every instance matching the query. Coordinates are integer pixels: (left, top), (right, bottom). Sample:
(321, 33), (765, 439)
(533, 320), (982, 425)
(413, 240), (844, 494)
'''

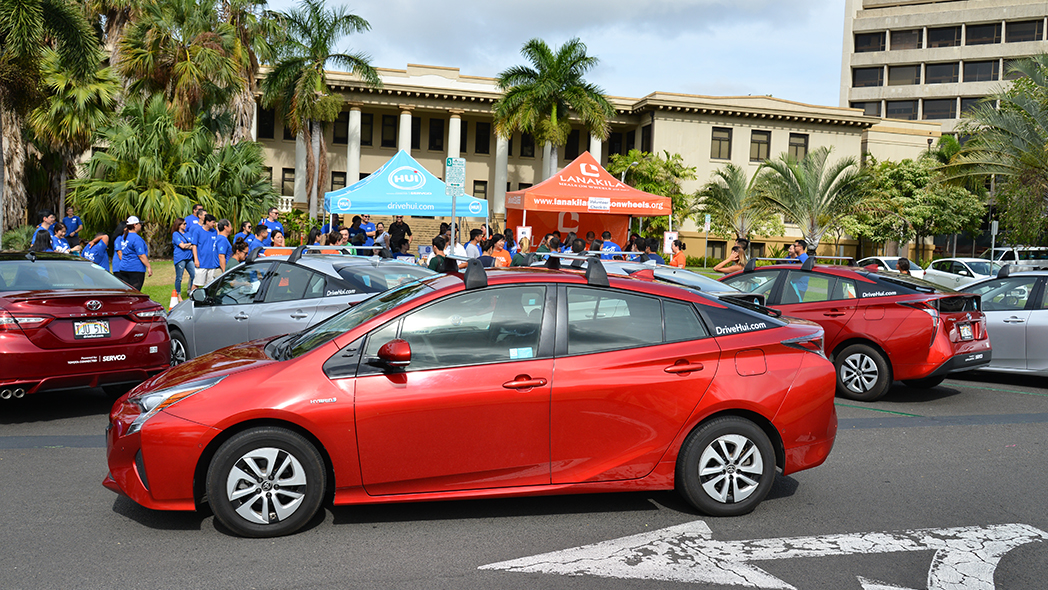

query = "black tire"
(170, 330), (189, 366)
(676, 416), (776, 516)
(206, 427), (325, 538)
(903, 376), (946, 389)
(834, 343), (892, 402)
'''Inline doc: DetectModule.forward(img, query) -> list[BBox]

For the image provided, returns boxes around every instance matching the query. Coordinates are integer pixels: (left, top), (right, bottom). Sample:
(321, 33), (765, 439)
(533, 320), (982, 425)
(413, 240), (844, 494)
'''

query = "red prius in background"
(0, 252), (170, 399)
(106, 258), (838, 538)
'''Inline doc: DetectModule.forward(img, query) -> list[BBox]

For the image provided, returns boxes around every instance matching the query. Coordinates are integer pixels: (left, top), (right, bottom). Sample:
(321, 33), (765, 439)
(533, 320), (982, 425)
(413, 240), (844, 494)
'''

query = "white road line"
(479, 521), (1048, 589)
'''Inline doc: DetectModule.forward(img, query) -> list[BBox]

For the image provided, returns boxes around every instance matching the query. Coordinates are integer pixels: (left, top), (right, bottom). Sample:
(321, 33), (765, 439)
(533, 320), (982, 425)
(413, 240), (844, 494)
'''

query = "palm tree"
(223, 0), (283, 144)
(700, 163), (772, 243)
(757, 146), (864, 253)
(27, 48), (120, 214)
(494, 37), (614, 179)
(0, 0), (97, 235)
(261, 0), (380, 219)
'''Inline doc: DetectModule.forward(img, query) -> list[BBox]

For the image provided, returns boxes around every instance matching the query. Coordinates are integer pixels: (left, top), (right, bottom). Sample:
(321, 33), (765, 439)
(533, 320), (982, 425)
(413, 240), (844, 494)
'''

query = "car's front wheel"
(834, 343), (891, 402)
(206, 427), (325, 538)
(170, 330), (188, 366)
(676, 416), (776, 516)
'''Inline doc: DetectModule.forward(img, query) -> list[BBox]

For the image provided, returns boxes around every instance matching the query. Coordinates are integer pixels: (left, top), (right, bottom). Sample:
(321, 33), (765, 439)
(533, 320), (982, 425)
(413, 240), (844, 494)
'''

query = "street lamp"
(620, 161), (638, 183)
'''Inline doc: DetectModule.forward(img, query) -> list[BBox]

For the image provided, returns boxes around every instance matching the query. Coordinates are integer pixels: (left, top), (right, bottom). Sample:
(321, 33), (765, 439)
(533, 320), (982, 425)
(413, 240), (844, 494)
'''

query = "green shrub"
(1, 226), (36, 251)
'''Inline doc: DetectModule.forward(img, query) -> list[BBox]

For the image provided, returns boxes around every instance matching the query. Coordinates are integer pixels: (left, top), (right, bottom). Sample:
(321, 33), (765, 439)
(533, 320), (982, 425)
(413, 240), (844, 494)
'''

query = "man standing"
(62, 206), (83, 249)
(644, 237), (666, 265)
(185, 204), (204, 231)
(247, 224), (269, 256)
(599, 231), (622, 260)
(260, 207), (283, 247)
(29, 209), (56, 248)
(216, 219), (234, 272)
(465, 229), (483, 258)
(191, 214), (220, 290)
(360, 214), (376, 242)
(389, 215), (412, 249)
(789, 239), (809, 263)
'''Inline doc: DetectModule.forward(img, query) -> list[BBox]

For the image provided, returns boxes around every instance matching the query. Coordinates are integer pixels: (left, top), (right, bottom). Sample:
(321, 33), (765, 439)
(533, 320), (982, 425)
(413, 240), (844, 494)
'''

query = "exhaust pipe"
(12, 388), (24, 399)
(0, 390), (11, 400)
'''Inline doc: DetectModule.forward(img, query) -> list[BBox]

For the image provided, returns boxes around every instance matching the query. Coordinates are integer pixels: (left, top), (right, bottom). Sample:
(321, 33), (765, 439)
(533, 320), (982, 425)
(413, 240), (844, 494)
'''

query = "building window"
(925, 62), (959, 84)
(626, 130), (636, 151)
(565, 129), (580, 160)
(928, 26), (961, 48)
(473, 180), (488, 200)
(609, 132), (623, 155)
(641, 124), (652, 152)
(331, 171), (347, 191)
(520, 132), (535, 157)
(891, 29), (922, 50)
(923, 99), (957, 120)
(854, 32), (885, 53)
(410, 116), (421, 150)
(283, 119), (295, 141)
(851, 101), (881, 116)
(853, 67), (884, 87)
(475, 121), (490, 154)
(710, 127), (732, 160)
(961, 97), (988, 113)
(257, 107), (275, 139)
(518, 182), (532, 190)
(281, 168), (295, 196)
(788, 133), (808, 160)
(428, 118), (444, 151)
(460, 120), (468, 153)
(886, 100), (918, 120)
(1004, 58), (1028, 80)
(381, 114), (397, 148)
(332, 111), (349, 145)
(359, 172), (370, 181)
(966, 23), (1001, 45)
(964, 60), (999, 82)
(1007, 20), (1044, 42)
(360, 113), (373, 146)
(749, 130), (770, 162)
(888, 65), (920, 86)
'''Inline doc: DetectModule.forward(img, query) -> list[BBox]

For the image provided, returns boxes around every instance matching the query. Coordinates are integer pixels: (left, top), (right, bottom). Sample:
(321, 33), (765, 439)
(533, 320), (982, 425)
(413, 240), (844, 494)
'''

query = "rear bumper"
(0, 365), (169, 394)
(924, 349), (992, 379)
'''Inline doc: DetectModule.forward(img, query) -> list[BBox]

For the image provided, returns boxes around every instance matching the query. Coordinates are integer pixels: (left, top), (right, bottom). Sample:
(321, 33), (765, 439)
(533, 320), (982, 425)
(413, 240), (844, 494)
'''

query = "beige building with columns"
(256, 63), (939, 259)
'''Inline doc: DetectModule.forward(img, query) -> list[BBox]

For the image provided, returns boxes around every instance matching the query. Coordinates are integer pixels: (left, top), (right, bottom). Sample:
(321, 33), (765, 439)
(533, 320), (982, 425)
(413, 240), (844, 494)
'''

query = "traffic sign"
(445, 157), (465, 197)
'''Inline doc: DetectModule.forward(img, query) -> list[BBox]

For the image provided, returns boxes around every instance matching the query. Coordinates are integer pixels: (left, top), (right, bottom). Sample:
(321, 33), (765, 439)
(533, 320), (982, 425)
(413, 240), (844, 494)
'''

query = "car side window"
(665, 301), (708, 342)
(210, 263), (267, 305)
(1041, 280), (1048, 310)
(831, 278), (858, 300)
(263, 263), (314, 303)
(391, 286), (546, 371)
(304, 273), (326, 300)
(566, 287), (662, 355)
(967, 278), (1038, 311)
(721, 271), (779, 296)
(932, 260), (949, 272)
(780, 271), (835, 304)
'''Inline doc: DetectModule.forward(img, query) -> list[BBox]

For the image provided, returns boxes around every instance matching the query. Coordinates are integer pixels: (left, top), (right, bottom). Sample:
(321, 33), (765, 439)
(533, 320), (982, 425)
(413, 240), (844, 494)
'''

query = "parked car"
(0, 252), (169, 398)
(959, 265), (1048, 374)
(979, 246), (1048, 267)
(106, 260), (838, 537)
(167, 248), (434, 364)
(856, 256), (925, 280)
(720, 257), (992, 401)
(923, 258), (1002, 289)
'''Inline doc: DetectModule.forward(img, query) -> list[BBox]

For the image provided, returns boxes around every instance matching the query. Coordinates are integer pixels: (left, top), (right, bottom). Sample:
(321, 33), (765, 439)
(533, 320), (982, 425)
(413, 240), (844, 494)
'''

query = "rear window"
(0, 260), (129, 291)
(336, 263), (434, 294)
(697, 296), (786, 337)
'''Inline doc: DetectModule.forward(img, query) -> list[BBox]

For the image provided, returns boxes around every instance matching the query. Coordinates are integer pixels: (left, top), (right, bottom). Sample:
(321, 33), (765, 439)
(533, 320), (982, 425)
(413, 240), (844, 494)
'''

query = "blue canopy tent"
(323, 150), (488, 218)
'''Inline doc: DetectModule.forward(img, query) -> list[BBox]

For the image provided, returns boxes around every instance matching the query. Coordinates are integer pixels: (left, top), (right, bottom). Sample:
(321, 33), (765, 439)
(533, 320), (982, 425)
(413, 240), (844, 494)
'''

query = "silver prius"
(959, 266), (1048, 374)
(167, 250), (434, 364)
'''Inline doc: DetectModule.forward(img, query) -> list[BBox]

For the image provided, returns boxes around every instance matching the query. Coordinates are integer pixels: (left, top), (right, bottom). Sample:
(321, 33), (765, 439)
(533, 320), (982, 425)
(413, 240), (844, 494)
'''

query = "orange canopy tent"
(505, 151), (670, 249)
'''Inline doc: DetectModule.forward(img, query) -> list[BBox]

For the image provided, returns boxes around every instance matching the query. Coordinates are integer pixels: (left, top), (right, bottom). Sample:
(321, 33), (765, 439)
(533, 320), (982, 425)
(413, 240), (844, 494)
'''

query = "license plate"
(74, 319), (110, 339)
(959, 323), (973, 341)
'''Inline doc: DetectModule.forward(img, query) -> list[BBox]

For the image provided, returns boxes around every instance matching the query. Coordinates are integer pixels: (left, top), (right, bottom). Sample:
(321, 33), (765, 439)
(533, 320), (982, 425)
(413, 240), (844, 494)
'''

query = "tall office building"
(841, 0), (1048, 132)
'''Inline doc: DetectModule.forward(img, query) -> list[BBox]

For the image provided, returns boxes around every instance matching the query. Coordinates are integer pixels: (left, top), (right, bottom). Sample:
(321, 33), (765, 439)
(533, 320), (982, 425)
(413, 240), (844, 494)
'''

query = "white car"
(856, 256), (925, 280)
(923, 257), (1002, 289)
(979, 246), (1048, 267)
(959, 267), (1048, 374)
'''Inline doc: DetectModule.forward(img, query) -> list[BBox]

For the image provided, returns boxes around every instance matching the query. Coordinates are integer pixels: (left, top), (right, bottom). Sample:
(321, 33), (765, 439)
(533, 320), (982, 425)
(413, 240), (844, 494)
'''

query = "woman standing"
(172, 219), (195, 297)
(490, 233), (512, 268)
(307, 227), (322, 246)
(117, 216), (152, 290)
(237, 221), (253, 243)
(669, 239), (687, 268)
(271, 230), (286, 247)
(511, 237), (532, 266)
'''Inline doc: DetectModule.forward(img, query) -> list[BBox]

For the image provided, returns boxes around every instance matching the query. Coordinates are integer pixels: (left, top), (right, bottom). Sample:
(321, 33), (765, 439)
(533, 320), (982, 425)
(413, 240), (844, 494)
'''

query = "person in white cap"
(115, 216), (152, 290)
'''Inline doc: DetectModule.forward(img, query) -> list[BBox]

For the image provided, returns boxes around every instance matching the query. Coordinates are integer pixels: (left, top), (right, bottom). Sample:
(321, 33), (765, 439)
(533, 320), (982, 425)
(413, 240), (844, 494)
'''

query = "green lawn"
(141, 259), (181, 309)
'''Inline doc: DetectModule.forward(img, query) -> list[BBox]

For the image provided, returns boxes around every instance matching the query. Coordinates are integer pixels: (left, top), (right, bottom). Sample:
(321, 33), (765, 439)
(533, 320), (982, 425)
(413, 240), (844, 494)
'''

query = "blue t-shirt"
(62, 216), (82, 238)
(601, 241), (622, 260)
(321, 222), (338, 234)
(172, 231), (194, 263)
(648, 253), (666, 265)
(248, 240), (266, 256)
(260, 218), (283, 246)
(111, 236), (124, 272)
(120, 233), (149, 272)
(216, 235), (233, 267)
(361, 221), (376, 238)
(236, 230), (252, 244)
(185, 214), (201, 230)
(82, 240), (109, 271)
(29, 224), (56, 247)
(52, 236), (70, 253)
(194, 227), (220, 269)
(797, 252), (809, 263)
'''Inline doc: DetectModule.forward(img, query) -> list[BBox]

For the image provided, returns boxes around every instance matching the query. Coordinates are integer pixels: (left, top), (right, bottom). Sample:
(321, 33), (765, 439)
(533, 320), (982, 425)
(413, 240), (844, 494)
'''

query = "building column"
(541, 141), (552, 180)
(398, 107), (413, 154)
(295, 130), (307, 209)
(447, 110), (463, 160)
(589, 133), (602, 164)
(347, 105), (361, 185)
(494, 135), (509, 218)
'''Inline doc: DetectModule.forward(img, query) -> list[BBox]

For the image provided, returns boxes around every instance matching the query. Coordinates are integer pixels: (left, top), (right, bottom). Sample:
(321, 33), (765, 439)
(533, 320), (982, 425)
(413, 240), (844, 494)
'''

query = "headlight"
(127, 376), (225, 434)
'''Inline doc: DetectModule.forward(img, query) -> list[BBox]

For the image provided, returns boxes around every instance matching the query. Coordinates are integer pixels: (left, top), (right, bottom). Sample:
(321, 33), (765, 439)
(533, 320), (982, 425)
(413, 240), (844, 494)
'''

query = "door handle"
(503, 376), (547, 389)
(665, 362), (704, 374)
(234, 312), (249, 321)
(823, 310), (845, 317)
(290, 311), (308, 319)
(1004, 317), (1026, 324)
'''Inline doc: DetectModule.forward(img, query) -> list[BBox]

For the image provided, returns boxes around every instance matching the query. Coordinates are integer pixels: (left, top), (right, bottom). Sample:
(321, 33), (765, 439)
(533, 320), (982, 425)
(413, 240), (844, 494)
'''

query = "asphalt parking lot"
(1, 372), (1046, 590)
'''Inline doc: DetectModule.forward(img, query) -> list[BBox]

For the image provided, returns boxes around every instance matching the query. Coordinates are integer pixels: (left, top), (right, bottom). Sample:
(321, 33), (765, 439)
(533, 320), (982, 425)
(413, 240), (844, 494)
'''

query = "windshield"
(652, 268), (732, 291)
(0, 259), (131, 291)
(336, 263), (434, 294)
(282, 280), (433, 359)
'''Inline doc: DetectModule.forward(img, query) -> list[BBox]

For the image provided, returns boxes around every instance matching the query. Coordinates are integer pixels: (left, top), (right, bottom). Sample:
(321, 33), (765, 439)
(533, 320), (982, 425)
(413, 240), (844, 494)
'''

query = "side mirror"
(191, 289), (207, 304)
(376, 339), (411, 368)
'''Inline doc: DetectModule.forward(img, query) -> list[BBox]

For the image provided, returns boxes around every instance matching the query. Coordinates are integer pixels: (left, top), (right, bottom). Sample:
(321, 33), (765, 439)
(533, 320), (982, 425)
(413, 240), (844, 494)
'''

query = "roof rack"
(285, 245), (389, 264)
(444, 252), (611, 289)
(742, 257), (794, 273)
(444, 254), (487, 289)
(800, 255), (854, 271)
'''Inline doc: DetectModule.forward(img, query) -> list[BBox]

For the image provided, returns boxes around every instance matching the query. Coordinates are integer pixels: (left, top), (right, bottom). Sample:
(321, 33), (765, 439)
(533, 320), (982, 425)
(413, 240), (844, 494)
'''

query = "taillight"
(0, 310), (54, 332)
(132, 308), (166, 322)
(782, 332), (827, 359)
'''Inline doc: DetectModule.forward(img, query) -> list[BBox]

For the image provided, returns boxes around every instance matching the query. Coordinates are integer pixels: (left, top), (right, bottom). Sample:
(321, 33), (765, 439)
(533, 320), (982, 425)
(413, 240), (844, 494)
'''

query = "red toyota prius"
(0, 252), (170, 399)
(106, 260), (838, 537)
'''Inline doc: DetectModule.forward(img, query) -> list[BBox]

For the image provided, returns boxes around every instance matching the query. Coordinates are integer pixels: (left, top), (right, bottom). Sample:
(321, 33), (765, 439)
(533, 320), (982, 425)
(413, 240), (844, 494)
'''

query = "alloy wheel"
(698, 434), (764, 503)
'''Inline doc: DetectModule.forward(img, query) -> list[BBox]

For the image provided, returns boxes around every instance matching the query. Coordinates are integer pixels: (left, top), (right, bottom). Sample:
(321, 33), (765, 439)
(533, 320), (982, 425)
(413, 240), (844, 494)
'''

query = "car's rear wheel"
(834, 343), (891, 401)
(170, 330), (188, 366)
(676, 416), (776, 516)
(206, 427), (325, 538)
(903, 376), (946, 389)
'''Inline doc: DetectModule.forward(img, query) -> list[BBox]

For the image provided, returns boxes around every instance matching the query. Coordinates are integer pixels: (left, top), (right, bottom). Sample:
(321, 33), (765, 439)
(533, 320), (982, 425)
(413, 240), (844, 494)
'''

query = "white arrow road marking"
(479, 521), (1048, 589)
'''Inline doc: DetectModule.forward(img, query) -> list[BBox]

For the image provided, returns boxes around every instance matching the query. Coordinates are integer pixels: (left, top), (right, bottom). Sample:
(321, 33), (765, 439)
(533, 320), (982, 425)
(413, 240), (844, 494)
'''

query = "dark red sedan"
(0, 253), (170, 399)
(106, 260), (837, 537)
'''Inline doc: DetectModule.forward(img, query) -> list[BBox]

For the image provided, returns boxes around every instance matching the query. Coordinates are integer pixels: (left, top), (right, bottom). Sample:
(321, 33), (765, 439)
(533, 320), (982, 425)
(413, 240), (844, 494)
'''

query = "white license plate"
(74, 319), (110, 339)
(959, 323), (973, 341)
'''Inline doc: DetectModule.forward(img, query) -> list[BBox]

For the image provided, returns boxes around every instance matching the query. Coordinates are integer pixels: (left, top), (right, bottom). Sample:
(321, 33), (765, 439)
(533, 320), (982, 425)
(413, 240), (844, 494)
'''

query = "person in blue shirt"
(236, 221), (253, 244)
(360, 214), (376, 243)
(216, 219), (235, 271)
(307, 227), (323, 246)
(247, 224), (268, 256)
(191, 214), (220, 290)
(321, 215), (340, 234)
(61, 206), (83, 248)
(172, 218), (195, 296)
(185, 204), (204, 232)
(260, 207), (283, 246)
(346, 215), (368, 246)
(116, 216), (151, 290)
(600, 231), (622, 260)
(643, 237), (666, 265)
(29, 209), (56, 248)
(81, 233), (110, 271)
(789, 239), (810, 263)
(29, 229), (53, 252)
(51, 222), (80, 253)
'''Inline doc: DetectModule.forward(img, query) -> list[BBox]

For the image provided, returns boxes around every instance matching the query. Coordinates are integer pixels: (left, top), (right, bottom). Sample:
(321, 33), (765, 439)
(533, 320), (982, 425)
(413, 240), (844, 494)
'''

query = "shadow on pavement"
(949, 371), (1048, 390)
(880, 382), (966, 404)
(0, 388), (114, 424)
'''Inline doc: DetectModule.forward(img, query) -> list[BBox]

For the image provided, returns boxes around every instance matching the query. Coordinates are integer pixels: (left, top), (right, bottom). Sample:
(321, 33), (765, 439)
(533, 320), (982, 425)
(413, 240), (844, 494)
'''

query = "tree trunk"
(228, 87), (256, 145)
(549, 144), (559, 178)
(2, 107), (27, 233)
(58, 162), (67, 217)
(309, 121), (321, 219)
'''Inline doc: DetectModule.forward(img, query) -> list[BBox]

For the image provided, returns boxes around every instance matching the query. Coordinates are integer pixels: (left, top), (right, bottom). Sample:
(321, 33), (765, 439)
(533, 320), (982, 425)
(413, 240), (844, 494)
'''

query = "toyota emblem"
(86, 300), (102, 311)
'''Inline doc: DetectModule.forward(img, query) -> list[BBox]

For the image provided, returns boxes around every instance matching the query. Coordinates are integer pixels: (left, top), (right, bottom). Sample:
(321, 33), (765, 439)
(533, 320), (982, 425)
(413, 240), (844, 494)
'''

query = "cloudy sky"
(267, 0), (847, 107)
